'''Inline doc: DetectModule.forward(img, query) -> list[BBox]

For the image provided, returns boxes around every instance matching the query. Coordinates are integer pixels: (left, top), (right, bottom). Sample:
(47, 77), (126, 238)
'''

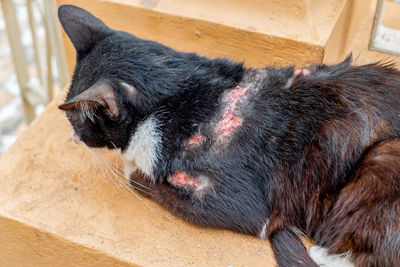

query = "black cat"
(58, 5), (400, 266)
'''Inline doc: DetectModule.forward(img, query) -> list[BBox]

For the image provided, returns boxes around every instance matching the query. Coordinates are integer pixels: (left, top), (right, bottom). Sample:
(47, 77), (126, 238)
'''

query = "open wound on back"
(215, 86), (249, 140)
(183, 85), (250, 151)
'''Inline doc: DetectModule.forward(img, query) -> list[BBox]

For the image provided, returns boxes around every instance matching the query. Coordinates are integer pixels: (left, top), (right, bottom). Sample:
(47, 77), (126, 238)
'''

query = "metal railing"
(370, 0), (400, 57)
(1, 0), (69, 123)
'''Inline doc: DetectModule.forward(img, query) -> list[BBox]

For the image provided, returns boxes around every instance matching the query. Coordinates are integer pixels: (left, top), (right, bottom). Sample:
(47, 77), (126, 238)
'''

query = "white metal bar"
(369, 0), (400, 56)
(1, 0), (35, 123)
(27, 0), (45, 90)
(42, 0), (69, 91)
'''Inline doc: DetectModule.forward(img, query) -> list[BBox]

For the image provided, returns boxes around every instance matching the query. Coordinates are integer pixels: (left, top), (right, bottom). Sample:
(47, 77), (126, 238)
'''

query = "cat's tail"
(268, 227), (318, 267)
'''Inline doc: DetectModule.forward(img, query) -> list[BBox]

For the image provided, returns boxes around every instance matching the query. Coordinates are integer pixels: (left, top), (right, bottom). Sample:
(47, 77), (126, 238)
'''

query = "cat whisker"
(93, 157), (112, 188)
(92, 112), (100, 120)
(97, 157), (133, 198)
(103, 160), (154, 192)
(110, 141), (118, 150)
(101, 158), (154, 196)
(98, 157), (153, 209)
(95, 157), (130, 199)
(95, 155), (126, 193)
(128, 177), (154, 192)
(100, 158), (129, 196)
(95, 151), (154, 192)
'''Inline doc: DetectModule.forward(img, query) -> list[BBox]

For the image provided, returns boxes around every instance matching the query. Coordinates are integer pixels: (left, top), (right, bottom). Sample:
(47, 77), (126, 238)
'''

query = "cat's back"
(300, 60), (400, 134)
(182, 58), (400, 177)
(255, 59), (400, 136)
(292, 59), (400, 111)
(229, 59), (400, 183)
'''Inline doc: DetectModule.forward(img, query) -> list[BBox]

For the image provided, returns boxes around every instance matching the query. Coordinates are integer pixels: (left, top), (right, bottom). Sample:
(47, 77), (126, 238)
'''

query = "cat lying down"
(58, 5), (400, 266)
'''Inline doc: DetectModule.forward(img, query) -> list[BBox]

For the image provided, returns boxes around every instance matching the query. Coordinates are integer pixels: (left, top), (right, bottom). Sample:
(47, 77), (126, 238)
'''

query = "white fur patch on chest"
(123, 116), (161, 182)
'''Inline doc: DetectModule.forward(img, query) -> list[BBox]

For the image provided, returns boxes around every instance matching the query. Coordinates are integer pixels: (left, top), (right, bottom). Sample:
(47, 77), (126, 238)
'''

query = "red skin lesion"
(178, 74), (311, 190)
(215, 86), (249, 140)
(219, 113), (241, 138)
(184, 86), (250, 150)
(294, 68), (311, 76)
(168, 171), (201, 190)
(185, 134), (205, 149)
(229, 86), (249, 100)
(185, 74), (309, 150)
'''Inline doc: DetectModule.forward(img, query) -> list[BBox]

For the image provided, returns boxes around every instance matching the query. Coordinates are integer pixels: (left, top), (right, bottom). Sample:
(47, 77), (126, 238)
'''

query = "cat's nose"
(71, 130), (80, 144)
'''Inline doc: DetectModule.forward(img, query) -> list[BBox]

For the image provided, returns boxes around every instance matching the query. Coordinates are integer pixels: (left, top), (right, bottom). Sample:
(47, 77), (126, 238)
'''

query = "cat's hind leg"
(315, 139), (400, 267)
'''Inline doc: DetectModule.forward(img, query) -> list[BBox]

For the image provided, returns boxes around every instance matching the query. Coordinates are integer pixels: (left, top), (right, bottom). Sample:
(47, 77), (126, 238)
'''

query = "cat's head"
(57, 5), (183, 150)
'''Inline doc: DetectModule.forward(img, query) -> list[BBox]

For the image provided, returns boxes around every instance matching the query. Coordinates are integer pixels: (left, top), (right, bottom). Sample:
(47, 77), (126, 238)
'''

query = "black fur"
(58, 5), (400, 266)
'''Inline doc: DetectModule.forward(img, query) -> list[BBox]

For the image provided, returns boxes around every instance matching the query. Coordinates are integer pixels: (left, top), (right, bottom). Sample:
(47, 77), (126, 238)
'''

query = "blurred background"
(0, 0), (399, 155)
(0, 0), (68, 154)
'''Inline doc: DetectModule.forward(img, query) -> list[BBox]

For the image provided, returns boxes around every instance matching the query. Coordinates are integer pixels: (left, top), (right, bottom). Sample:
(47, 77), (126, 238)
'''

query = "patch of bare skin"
(183, 69), (271, 151)
(214, 86), (249, 142)
(175, 69), (276, 195)
(184, 134), (205, 149)
(285, 68), (312, 88)
(167, 171), (202, 190)
(167, 171), (211, 197)
(294, 68), (311, 76)
(182, 85), (252, 153)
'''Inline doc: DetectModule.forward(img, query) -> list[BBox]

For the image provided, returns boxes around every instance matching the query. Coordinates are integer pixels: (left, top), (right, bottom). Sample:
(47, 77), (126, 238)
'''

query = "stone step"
(0, 0), (386, 266)
(59, 0), (374, 70)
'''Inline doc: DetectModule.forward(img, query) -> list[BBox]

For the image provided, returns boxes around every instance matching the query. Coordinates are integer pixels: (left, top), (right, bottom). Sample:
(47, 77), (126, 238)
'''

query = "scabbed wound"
(168, 171), (202, 190)
(214, 86), (249, 141)
(183, 86), (250, 151)
(185, 134), (206, 149)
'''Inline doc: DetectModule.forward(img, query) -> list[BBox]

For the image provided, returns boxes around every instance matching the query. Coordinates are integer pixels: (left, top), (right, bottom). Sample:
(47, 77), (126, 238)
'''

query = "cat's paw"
(309, 246), (354, 267)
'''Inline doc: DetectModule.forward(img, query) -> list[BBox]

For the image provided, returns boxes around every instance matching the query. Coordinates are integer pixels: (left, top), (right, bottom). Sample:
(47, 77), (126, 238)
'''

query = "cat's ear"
(58, 5), (112, 54)
(58, 82), (119, 118)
